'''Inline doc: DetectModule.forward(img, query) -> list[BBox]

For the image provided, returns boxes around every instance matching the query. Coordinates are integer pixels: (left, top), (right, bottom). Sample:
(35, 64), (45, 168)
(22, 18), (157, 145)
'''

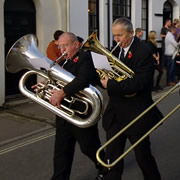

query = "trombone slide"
(96, 82), (180, 168)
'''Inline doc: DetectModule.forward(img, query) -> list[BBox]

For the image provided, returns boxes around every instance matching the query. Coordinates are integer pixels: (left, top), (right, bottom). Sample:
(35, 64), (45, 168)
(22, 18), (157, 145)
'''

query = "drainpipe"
(107, 0), (110, 50)
(66, 0), (70, 31)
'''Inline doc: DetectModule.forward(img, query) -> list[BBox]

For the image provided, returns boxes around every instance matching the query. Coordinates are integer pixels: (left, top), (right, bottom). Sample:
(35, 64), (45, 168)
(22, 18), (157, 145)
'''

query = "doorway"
(4, 0), (36, 96)
(163, 0), (173, 25)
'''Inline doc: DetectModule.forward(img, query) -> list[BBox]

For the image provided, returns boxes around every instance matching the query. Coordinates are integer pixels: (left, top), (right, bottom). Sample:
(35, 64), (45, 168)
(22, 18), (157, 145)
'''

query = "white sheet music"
(91, 52), (113, 71)
(27, 58), (51, 71)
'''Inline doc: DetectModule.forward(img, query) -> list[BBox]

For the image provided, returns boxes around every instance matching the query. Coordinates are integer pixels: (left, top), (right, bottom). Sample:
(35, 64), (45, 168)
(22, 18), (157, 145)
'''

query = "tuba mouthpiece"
(50, 51), (67, 68)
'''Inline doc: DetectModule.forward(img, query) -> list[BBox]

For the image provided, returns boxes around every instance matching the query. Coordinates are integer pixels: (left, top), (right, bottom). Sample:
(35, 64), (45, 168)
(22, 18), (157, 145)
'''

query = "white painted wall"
(99, 0), (108, 47)
(172, 0), (180, 18)
(109, 0), (113, 48)
(149, 0), (164, 41)
(132, 0), (142, 30)
(34, 0), (67, 55)
(69, 0), (88, 41)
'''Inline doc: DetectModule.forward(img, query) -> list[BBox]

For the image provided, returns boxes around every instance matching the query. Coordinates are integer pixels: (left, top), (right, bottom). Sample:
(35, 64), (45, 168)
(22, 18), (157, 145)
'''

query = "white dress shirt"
(164, 31), (178, 56)
(118, 37), (134, 59)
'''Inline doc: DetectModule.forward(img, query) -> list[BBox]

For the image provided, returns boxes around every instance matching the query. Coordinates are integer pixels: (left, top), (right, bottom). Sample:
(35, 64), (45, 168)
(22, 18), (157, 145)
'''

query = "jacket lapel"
(112, 37), (139, 65)
(123, 36), (139, 64)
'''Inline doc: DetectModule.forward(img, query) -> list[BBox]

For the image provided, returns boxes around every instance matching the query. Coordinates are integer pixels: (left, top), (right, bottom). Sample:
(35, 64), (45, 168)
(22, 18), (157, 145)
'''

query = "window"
(113, 0), (131, 21)
(141, 0), (148, 40)
(88, 0), (99, 35)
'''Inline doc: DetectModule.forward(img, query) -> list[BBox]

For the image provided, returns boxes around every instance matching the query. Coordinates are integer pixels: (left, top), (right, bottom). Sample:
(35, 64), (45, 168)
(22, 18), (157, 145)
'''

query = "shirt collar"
(123, 37), (134, 56)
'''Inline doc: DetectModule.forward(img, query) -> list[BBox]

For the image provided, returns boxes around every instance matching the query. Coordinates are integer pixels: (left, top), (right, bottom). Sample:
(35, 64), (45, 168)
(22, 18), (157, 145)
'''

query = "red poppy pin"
(128, 51), (132, 59)
(73, 56), (79, 63)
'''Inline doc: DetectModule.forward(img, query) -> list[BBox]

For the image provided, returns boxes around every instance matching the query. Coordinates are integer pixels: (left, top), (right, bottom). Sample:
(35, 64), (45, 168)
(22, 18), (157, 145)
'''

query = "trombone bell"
(82, 30), (135, 82)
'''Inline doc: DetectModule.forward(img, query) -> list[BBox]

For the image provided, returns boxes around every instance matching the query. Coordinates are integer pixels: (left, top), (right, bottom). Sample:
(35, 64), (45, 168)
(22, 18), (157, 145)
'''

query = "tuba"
(82, 30), (135, 82)
(5, 34), (104, 128)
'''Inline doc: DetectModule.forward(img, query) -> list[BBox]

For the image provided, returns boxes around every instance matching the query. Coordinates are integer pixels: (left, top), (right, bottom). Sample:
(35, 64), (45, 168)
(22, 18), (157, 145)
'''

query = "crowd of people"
(134, 18), (180, 92)
(159, 18), (180, 86)
(34, 17), (180, 180)
(156, 18), (180, 89)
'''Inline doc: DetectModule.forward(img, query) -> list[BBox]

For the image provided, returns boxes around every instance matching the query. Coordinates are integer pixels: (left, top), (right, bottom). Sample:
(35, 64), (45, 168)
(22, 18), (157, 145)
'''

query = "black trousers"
(103, 118), (161, 180)
(51, 116), (102, 180)
(154, 64), (163, 88)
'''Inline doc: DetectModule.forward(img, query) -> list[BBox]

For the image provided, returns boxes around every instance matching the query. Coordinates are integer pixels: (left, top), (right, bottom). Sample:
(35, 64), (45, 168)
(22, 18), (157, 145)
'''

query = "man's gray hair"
(61, 32), (78, 42)
(112, 17), (133, 32)
(169, 26), (176, 32)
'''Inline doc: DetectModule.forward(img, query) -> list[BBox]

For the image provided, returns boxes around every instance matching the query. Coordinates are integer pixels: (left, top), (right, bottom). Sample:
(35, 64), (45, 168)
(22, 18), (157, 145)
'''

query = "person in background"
(147, 30), (163, 91)
(164, 26), (180, 86)
(160, 18), (172, 67)
(174, 26), (180, 82)
(172, 18), (180, 41)
(99, 17), (163, 180)
(175, 59), (180, 81)
(161, 18), (171, 40)
(47, 32), (104, 180)
(46, 30), (64, 61)
(172, 18), (180, 81)
(77, 36), (84, 48)
(135, 27), (143, 39)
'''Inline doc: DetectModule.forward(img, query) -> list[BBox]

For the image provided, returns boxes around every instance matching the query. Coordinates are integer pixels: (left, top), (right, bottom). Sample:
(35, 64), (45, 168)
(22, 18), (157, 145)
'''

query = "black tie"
(120, 48), (125, 60)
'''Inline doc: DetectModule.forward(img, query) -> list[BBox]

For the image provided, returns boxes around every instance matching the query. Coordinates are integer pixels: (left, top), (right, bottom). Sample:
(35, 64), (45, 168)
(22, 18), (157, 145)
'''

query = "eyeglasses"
(59, 41), (75, 49)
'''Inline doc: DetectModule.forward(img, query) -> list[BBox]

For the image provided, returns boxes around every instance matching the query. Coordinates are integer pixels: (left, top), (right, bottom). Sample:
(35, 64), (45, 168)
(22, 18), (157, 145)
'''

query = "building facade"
(0, 0), (179, 106)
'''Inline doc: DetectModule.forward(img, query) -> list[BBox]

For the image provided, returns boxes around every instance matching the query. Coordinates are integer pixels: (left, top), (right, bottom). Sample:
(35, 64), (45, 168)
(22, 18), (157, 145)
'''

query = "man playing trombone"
(99, 17), (163, 180)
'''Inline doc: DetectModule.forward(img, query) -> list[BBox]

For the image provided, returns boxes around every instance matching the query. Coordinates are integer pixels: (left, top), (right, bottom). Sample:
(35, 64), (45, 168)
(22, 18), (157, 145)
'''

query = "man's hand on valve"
(49, 89), (66, 107)
(31, 81), (45, 92)
(100, 72), (109, 89)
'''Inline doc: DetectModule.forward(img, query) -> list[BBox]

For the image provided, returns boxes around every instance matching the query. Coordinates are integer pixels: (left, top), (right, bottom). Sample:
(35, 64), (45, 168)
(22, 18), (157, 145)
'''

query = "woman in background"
(147, 30), (164, 91)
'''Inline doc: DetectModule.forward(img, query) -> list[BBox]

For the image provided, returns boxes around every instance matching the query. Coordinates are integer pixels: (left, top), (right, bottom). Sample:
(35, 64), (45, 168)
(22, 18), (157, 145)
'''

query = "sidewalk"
(0, 97), (55, 146)
(0, 80), (173, 147)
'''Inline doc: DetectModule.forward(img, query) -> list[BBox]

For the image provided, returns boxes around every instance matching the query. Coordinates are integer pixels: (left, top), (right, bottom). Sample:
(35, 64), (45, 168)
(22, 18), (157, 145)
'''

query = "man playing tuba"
(48, 32), (104, 180)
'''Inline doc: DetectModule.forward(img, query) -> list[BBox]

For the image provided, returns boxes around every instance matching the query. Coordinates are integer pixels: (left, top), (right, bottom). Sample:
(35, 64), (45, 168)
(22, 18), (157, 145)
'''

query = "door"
(4, 0), (36, 96)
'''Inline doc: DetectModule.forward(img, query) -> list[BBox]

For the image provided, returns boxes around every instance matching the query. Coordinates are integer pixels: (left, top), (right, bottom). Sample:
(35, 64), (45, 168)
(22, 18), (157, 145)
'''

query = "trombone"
(96, 82), (180, 168)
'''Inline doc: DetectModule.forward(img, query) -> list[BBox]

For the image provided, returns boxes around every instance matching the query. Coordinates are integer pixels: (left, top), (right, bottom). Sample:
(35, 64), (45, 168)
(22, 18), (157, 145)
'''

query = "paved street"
(0, 83), (180, 180)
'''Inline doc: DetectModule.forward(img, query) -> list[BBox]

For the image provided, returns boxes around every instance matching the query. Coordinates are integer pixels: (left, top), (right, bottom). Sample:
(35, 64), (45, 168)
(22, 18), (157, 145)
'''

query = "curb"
(0, 125), (54, 147)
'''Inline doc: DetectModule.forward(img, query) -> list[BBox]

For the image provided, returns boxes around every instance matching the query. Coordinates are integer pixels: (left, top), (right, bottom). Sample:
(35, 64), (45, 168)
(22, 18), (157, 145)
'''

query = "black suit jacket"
(58, 50), (101, 117)
(60, 50), (100, 97)
(103, 36), (163, 134)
